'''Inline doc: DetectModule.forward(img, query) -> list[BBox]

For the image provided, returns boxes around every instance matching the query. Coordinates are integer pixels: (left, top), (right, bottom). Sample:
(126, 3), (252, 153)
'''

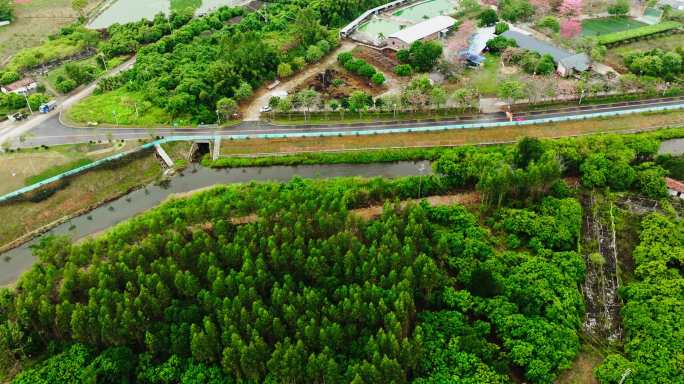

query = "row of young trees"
(267, 76), (480, 120)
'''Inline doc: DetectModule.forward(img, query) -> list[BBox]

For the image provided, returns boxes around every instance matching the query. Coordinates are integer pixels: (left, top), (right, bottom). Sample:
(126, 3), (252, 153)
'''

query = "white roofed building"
(386, 15), (456, 51)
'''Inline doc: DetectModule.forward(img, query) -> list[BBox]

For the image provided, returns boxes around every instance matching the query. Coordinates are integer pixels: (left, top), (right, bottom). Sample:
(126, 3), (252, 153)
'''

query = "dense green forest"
(1, 133), (682, 383)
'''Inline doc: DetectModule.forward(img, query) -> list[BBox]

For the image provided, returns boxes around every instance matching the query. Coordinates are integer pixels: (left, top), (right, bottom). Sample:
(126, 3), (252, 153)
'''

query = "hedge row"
(597, 21), (682, 45)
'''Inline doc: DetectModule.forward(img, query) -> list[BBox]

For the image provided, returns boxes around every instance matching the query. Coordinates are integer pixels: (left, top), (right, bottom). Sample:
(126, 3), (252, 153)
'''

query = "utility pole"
(99, 53), (108, 72)
(216, 109), (221, 126)
(22, 91), (33, 115)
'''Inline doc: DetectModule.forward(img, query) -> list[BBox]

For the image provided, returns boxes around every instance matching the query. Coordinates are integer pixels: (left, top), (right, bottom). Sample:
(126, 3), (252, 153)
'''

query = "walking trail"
(242, 41), (356, 121)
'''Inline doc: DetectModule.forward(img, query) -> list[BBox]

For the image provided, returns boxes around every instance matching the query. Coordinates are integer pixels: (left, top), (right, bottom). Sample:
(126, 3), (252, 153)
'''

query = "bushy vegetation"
(99, 12), (194, 58)
(87, 4), (344, 124)
(485, 35), (518, 53)
(337, 52), (385, 85)
(5, 24), (100, 72)
(0, 0), (12, 22)
(597, 21), (683, 45)
(396, 41), (443, 73)
(595, 214), (684, 383)
(624, 47), (683, 80)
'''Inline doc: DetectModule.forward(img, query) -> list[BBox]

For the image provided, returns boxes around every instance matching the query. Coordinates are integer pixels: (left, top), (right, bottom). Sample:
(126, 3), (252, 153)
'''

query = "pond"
(392, 0), (458, 23)
(88, 0), (244, 29)
(0, 161), (431, 286)
(357, 18), (404, 41)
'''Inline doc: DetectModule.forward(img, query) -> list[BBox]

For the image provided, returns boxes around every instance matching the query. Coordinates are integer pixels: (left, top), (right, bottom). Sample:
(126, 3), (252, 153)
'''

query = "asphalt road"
(6, 95), (684, 149)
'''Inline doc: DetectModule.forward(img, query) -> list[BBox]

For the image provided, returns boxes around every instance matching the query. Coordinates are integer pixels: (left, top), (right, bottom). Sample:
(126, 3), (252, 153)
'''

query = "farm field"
(581, 16), (645, 37)
(0, 0), (101, 65)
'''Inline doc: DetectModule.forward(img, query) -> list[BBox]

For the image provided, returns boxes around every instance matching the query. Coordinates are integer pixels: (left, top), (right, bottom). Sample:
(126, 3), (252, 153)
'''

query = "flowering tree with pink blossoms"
(559, 0), (582, 17)
(560, 18), (582, 38)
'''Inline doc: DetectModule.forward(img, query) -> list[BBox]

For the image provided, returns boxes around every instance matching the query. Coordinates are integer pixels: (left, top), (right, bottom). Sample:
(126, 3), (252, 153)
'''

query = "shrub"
(292, 56), (306, 70)
(394, 64), (412, 76)
(495, 22), (509, 35)
(499, 0), (534, 22)
(536, 16), (560, 33)
(607, 0), (630, 16)
(305, 45), (324, 63)
(0, 70), (20, 85)
(396, 49), (410, 63)
(277, 62), (293, 78)
(371, 72), (385, 85)
(486, 36), (518, 53)
(337, 52), (353, 65)
(357, 63), (376, 78)
(478, 9), (499, 26)
(637, 168), (667, 198)
(317, 39), (331, 53)
(56, 78), (78, 93)
(344, 58), (363, 72)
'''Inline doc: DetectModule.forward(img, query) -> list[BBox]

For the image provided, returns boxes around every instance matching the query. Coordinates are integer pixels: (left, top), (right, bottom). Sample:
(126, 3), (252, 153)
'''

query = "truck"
(39, 100), (57, 113)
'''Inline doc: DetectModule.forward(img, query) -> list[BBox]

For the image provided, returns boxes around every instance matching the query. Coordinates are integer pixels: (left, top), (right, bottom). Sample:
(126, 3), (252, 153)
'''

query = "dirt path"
(581, 193), (623, 343)
(242, 41), (356, 121)
(225, 191), (481, 224)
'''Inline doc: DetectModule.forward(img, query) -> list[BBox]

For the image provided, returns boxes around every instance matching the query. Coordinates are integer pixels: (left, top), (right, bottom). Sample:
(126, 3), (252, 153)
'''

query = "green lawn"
(65, 88), (177, 127)
(582, 17), (646, 37)
(170, 0), (202, 13)
(464, 53), (501, 97)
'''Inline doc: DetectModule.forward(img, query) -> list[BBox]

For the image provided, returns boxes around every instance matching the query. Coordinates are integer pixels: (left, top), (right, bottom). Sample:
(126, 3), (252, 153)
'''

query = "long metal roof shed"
(388, 15), (456, 44)
(500, 30), (590, 71)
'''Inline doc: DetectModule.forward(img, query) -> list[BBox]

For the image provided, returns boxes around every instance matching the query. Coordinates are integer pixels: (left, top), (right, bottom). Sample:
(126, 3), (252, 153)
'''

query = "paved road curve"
(5, 95), (684, 149)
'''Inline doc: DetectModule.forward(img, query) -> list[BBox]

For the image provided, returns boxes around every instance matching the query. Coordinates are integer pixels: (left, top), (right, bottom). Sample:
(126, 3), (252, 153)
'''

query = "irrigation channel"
(0, 161), (431, 286)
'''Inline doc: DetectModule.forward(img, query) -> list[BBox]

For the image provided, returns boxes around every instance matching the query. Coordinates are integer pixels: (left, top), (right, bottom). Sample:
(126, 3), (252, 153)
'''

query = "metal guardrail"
(1, 102), (684, 203)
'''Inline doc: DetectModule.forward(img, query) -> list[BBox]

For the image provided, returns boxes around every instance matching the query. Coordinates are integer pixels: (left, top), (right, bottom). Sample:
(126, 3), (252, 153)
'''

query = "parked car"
(7, 112), (27, 122)
(260, 105), (272, 113)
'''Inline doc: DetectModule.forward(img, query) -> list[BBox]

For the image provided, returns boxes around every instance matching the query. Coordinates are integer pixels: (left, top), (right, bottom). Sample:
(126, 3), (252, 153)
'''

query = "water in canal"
(88, 0), (244, 29)
(0, 161), (431, 286)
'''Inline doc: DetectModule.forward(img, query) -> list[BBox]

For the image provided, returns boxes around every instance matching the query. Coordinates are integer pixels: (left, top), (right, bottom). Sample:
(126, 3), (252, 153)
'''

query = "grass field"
(0, 141), (191, 248)
(170, 0), (203, 13)
(0, 141), (136, 195)
(0, 0), (102, 65)
(462, 53), (502, 96)
(581, 17), (646, 37)
(604, 34), (684, 72)
(221, 111), (684, 157)
(65, 88), (177, 127)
